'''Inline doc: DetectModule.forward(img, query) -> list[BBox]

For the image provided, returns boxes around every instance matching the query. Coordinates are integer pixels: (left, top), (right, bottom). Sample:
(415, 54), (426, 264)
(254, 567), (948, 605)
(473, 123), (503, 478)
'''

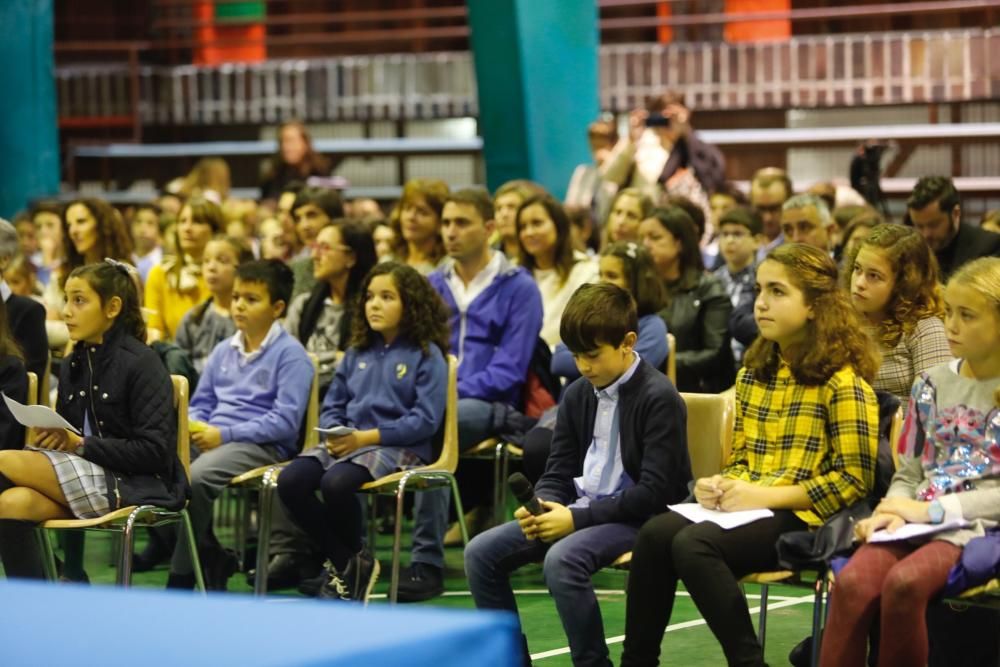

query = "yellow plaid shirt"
(723, 362), (879, 526)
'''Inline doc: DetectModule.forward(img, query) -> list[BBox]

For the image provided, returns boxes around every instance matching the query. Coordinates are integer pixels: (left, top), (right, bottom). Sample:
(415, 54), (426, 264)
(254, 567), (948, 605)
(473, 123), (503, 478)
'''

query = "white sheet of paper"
(2, 392), (81, 435)
(868, 519), (970, 543)
(669, 502), (775, 529)
(315, 425), (356, 437)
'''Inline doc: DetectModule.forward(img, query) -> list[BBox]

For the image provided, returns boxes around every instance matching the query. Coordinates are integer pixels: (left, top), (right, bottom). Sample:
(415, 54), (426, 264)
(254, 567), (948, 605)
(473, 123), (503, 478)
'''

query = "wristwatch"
(928, 499), (944, 524)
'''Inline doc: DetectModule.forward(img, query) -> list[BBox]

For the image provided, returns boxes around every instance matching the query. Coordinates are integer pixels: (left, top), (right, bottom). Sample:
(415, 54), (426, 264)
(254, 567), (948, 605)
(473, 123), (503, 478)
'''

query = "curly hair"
(744, 243), (880, 385)
(390, 179), (449, 265)
(841, 223), (944, 348)
(60, 199), (134, 289)
(348, 261), (449, 356)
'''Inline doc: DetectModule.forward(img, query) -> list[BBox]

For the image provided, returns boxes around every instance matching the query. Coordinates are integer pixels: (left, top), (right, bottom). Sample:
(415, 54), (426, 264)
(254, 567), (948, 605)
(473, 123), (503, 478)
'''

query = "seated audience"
(391, 179), (449, 275)
(713, 206), (763, 367)
(621, 243), (880, 667)
(820, 257), (1000, 667)
(750, 167), (793, 262)
(260, 120), (331, 201)
(400, 188), (542, 602)
(277, 262), (449, 601)
(838, 209), (883, 270)
(167, 260), (314, 590)
(466, 283), (691, 666)
(780, 194), (836, 253)
(175, 236), (254, 375)
(0, 220), (48, 382)
(640, 206), (733, 392)
(981, 209), (1000, 235)
(145, 196), (225, 341)
(0, 261), (185, 580)
(517, 194), (598, 349)
(0, 295), (28, 452)
(289, 186), (345, 298)
(284, 219), (376, 393)
(130, 203), (165, 284)
(28, 200), (65, 287)
(906, 175), (1000, 279)
(370, 219), (396, 262)
(493, 180), (542, 260)
(845, 224), (952, 409)
(603, 188), (654, 247)
(565, 116), (620, 226)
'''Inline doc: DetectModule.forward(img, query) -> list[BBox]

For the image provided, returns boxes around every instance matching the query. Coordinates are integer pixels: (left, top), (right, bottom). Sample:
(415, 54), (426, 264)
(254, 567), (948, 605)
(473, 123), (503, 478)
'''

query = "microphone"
(508, 472), (547, 516)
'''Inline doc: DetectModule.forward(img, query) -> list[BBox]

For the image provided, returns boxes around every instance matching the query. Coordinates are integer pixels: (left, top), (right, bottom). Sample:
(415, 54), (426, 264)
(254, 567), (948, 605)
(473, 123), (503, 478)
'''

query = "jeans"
(465, 519), (639, 667)
(410, 398), (494, 569)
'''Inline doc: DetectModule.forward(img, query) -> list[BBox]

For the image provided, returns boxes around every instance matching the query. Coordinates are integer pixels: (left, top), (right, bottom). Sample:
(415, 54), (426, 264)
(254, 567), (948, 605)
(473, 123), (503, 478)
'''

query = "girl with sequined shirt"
(821, 256), (1000, 667)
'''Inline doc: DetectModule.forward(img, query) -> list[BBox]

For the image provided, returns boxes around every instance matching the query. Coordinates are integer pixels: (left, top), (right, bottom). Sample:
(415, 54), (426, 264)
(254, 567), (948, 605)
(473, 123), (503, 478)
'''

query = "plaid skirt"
(299, 444), (423, 480)
(31, 449), (112, 519)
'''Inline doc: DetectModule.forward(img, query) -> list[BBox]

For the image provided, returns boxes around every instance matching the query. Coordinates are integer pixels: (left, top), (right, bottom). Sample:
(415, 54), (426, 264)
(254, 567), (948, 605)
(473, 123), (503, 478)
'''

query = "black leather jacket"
(58, 324), (188, 511)
(658, 269), (735, 393)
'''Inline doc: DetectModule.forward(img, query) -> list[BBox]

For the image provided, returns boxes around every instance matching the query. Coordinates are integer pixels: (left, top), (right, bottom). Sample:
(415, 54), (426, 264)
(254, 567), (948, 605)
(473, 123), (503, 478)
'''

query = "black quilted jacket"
(57, 324), (188, 511)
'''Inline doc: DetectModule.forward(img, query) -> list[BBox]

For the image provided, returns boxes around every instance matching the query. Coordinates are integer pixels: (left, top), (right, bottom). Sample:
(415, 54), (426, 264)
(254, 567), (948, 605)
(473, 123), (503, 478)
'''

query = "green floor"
(30, 520), (819, 667)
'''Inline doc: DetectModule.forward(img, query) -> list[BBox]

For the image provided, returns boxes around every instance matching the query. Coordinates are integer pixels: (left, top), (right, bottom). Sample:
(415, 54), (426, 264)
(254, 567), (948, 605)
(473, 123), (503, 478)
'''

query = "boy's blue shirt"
(190, 324), (315, 459)
(535, 359), (692, 530)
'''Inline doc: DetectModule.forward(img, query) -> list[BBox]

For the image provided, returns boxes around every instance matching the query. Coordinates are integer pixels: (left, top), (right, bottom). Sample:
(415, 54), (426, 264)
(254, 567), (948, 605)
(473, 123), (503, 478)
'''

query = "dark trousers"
(621, 510), (807, 667)
(277, 458), (373, 571)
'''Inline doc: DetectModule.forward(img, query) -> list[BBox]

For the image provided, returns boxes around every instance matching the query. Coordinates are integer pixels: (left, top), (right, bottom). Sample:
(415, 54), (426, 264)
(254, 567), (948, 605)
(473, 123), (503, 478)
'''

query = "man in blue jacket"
(396, 188), (543, 602)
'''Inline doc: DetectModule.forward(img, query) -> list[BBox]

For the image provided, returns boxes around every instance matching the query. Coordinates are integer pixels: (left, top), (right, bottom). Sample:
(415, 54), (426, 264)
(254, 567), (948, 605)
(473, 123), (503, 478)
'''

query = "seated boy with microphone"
(464, 282), (692, 667)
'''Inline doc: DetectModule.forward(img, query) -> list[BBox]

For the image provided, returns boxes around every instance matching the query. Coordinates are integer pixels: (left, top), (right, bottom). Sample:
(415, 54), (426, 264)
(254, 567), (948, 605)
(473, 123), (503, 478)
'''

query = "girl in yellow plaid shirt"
(622, 243), (880, 667)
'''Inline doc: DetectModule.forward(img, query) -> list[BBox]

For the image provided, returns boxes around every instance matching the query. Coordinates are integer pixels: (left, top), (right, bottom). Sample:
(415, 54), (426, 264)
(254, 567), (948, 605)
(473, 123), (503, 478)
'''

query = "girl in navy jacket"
(0, 260), (183, 578)
(277, 261), (450, 602)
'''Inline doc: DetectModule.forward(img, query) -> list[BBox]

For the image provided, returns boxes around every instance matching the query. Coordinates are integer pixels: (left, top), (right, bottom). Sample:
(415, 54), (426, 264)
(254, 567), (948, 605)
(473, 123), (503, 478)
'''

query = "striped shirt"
(724, 361), (879, 526)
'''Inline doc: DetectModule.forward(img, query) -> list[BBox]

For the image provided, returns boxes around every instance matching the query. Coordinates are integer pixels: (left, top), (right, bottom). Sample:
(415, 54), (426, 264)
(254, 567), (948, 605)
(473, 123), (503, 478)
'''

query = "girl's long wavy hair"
(601, 241), (665, 317)
(947, 257), (1000, 407)
(744, 243), (880, 385)
(841, 223), (944, 348)
(60, 199), (134, 289)
(348, 261), (449, 355)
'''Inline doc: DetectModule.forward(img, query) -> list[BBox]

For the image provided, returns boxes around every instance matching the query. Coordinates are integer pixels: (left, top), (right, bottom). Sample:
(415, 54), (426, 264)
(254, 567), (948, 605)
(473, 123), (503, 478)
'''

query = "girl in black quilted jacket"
(0, 259), (184, 579)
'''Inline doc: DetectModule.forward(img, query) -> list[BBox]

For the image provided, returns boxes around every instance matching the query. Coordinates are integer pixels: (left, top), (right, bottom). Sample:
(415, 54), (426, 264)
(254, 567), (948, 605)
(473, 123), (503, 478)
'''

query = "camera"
(644, 113), (671, 128)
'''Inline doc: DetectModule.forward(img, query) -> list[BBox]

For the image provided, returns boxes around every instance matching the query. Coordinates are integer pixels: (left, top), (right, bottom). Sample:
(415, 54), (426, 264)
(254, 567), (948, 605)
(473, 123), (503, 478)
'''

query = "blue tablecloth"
(1, 580), (519, 666)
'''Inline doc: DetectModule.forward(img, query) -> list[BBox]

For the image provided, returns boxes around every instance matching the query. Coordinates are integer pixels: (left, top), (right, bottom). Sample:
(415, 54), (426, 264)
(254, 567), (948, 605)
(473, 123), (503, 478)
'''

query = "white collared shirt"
(445, 251), (503, 313)
(230, 320), (283, 366)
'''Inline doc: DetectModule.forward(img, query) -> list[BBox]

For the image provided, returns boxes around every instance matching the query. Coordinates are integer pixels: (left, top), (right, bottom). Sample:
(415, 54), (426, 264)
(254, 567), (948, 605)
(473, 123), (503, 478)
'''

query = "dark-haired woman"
(640, 206), (734, 392)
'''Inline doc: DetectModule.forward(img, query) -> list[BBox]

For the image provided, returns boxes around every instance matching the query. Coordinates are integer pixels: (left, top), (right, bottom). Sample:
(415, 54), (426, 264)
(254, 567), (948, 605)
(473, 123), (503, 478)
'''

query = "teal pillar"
(0, 0), (59, 218)
(467, 0), (599, 199)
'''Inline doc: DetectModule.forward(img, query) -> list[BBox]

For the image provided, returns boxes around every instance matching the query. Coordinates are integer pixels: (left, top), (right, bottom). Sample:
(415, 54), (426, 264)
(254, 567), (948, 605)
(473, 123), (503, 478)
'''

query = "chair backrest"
(427, 355), (459, 473)
(302, 354), (321, 452)
(24, 372), (38, 447)
(889, 406), (904, 470)
(666, 333), (676, 386)
(41, 351), (52, 410)
(680, 391), (735, 480)
(171, 375), (191, 481)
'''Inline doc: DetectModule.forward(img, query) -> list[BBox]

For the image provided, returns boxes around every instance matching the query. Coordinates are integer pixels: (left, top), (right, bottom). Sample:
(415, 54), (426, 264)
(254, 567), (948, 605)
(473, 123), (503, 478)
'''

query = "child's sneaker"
(344, 549), (381, 604)
(318, 562), (352, 601)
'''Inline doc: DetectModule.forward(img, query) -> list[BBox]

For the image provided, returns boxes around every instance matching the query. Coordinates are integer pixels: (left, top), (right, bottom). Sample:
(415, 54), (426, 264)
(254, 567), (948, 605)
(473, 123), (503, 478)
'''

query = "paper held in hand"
(669, 503), (775, 530)
(868, 519), (971, 543)
(2, 392), (81, 435)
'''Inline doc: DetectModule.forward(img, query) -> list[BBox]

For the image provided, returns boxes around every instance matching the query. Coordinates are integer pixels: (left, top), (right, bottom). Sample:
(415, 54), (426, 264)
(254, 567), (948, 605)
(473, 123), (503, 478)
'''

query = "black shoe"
(246, 552), (322, 590)
(788, 636), (812, 667)
(343, 549), (380, 604)
(297, 566), (328, 597)
(204, 548), (239, 591)
(318, 562), (352, 601)
(166, 572), (196, 590)
(395, 562), (443, 602)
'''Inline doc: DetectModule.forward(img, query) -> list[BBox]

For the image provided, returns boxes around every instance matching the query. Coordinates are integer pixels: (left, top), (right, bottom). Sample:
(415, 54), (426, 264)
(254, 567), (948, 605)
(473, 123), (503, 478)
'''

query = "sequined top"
(888, 359), (1000, 546)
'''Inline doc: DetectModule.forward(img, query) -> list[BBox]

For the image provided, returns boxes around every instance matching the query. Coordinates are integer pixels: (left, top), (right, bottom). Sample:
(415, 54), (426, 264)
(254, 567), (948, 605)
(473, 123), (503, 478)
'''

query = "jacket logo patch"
(359, 361), (367, 370)
(396, 363), (407, 380)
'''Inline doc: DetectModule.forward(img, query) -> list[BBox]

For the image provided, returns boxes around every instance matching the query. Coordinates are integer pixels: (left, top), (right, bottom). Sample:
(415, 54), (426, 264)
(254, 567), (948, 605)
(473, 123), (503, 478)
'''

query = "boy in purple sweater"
(167, 260), (314, 590)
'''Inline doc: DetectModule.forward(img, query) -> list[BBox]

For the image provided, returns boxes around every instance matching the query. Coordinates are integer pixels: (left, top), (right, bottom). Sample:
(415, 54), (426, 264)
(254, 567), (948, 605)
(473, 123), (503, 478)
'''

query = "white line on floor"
(367, 588), (795, 601)
(529, 593), (817, 661)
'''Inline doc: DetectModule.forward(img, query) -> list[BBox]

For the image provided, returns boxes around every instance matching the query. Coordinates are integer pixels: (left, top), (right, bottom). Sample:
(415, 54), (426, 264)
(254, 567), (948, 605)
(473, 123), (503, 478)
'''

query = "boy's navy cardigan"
(534, 359), (692, 529)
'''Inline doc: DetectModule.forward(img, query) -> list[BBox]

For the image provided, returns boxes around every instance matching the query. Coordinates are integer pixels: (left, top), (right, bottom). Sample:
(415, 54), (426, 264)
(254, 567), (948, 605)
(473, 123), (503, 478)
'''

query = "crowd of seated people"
(1, 103), (1000, 667)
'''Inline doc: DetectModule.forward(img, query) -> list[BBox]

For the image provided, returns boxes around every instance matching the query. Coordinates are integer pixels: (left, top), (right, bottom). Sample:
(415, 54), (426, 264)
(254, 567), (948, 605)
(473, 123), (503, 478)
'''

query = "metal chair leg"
(492, 441), (505, 526)
(388, 472), (414, 604)
(810, 574), (826, 667)
(37, 528), (58, 581)
(253, 468), (279, 597)
(181, 509), (207, 594)
(117, 507), (146, 587)
(448, 473), (469, 546)
(366, 494), (377, 555)
(758, 583), (769, 652)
